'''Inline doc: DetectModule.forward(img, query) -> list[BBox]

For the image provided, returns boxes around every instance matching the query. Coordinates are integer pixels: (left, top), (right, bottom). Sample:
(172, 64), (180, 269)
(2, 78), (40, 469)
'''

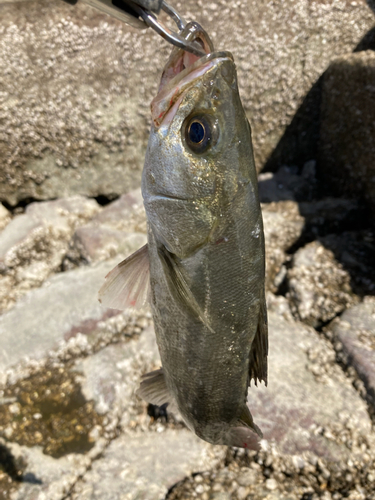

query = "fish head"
(142, 32), (255, 209)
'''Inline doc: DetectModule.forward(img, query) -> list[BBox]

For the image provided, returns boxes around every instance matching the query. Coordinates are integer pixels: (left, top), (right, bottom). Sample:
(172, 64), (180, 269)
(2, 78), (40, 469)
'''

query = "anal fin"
(136, 368), (178, 414)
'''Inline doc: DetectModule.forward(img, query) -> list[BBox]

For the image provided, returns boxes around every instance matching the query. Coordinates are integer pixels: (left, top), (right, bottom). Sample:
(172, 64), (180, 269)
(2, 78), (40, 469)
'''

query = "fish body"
(99, 25), (268, 449)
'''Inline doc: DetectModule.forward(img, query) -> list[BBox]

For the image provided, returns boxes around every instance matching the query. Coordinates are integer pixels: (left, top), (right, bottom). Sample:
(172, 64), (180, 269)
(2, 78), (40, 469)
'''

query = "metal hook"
(137, 1), (207, 58)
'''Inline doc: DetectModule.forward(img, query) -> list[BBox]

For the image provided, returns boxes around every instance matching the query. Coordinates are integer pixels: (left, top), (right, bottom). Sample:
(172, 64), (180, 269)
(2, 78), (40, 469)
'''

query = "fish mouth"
(151, 22), (233, 127)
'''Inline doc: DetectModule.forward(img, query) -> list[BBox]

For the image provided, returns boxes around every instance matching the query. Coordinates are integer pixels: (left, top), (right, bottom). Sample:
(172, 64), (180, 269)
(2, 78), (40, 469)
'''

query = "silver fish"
(99, 23), (268, 449)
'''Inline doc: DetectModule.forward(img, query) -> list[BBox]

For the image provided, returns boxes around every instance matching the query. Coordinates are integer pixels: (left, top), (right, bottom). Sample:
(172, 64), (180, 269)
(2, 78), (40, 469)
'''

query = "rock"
(75, 325), (159, 421)
(0, 1), (373, 204)
(287, 241), (358, 327)
(328, 297), (375, 407)
(67, 226), (146, 265)
(0, 437), (99, 500)
(248, 312), (373, 462)
(298, 198), (365, 238)
(258, 163), (316, 203)
(69, 429), (224, 500)
(0, 203), (10, 230)
(0, 196), (100, 311)
(320, 231), (375, 295)
(319, 51), (375, 218)
(0, 255), (144, 380)
(262, 201), (305, 292)
(63, 189), (146, 268)
(92, 188), (146, 233)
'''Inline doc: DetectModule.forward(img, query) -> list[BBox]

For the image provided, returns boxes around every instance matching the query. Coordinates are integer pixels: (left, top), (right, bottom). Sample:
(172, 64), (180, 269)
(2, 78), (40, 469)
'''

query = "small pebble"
(265, 478), (278, 491)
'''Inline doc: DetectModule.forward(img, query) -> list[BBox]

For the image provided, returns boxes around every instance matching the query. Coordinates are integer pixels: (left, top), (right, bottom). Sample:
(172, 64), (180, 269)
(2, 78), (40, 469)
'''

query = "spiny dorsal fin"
(98, 244), (150, 310)
(136, 368), (178, 413)
(248, 291), (268, 386)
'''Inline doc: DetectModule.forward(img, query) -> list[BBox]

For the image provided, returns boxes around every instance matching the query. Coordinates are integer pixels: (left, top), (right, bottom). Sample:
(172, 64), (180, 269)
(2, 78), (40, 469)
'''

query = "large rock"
(328, 297), (375, 408)
(248, 312), (373, 463)
(0, 438), (92, 500)
(0, 1), (373, 204)
(75, 325), (159, 421)
(0, 196), (100, 311)
(262, 201), (305, 292)
(69, 430), (224, 500)
(0, 255), (148, 382)
(287, 241), (358, 327)
(319, 51), (375, 217)
(64, 189), (147, 267)
(320, 231), (375, 295)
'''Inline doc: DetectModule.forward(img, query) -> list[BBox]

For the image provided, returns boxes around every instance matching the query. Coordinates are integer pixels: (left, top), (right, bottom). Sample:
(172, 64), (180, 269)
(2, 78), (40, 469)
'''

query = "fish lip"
(151, 51), (234, 128)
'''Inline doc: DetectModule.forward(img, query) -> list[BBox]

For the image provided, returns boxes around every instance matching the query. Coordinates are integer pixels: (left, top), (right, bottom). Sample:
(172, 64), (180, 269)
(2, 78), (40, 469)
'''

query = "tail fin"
(223, 404), (262, 449)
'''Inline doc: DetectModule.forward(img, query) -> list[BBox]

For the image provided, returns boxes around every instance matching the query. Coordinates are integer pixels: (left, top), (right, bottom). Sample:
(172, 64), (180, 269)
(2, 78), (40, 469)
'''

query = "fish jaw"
(151, 52), (234, 128)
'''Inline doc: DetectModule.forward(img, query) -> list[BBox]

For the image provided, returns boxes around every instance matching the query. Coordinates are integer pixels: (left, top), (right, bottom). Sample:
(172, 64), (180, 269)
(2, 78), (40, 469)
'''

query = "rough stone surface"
(319, 50), (375, 218)
(75, 324), (159, 421)
(0, 196), (100, 311)
(287, 241), (358, 327)
(92, 188), (146, 232)
(298, 197), (365, 238)
(258, 162), (316, 203)
(1, 438), (92, 500)
(248, 312), (373, 463)
(0, 204), (11, 231)
(66, 226), (146, 266)
(320, 230), (375, 295)
(329, 297), (375, 407)
(0, 257), (122, 377)
(262, 201), (304, 292)
(0, 1), (374, 204)
(69, 430), (224, 500)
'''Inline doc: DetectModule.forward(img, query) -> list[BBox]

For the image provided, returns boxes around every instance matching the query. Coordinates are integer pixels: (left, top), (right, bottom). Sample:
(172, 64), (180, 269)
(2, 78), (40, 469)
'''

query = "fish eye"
(184, 115), (216, 154)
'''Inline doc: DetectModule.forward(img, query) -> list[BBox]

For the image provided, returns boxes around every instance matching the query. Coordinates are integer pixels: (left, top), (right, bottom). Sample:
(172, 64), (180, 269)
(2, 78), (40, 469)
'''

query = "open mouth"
(151, 23), (233, 127)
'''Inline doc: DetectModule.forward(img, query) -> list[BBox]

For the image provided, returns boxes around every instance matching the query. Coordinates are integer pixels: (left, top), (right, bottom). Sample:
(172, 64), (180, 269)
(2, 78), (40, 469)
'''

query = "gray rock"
(2, 438), (91, 500)
(69, 429), (224, 500)
(258, 163), (316, 203)
(0, 196), (100, 311)
(329, 297), (375, 407)
(63, 189), (146, 268)
(75, 325), (159, 420)
(320, 231), (375, 295)
(298, 198), (364, 238)
(92, 188), (146, 233)
(319, 50), (375, 218)
(0, 203), (11, 230)
(68, 226), (146, 265)
(0, 257), (125, 379)
(0, 1), (373, 204)
(248, 312), (373, 462)
(287, 241), (358, 327)
(262, 201), (305, 292)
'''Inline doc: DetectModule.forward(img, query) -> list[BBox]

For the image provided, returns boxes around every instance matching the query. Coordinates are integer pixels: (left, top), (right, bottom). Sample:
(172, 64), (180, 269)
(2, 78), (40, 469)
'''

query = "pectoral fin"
(158, 245), (214, 332)
(136, 368), (178, 413)
(98, 244), (150, 310)
(248, 291), (268, 386)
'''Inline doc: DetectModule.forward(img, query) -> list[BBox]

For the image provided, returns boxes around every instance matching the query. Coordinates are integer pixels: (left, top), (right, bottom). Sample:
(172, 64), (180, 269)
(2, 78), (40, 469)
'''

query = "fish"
(99, 22), (268, 450)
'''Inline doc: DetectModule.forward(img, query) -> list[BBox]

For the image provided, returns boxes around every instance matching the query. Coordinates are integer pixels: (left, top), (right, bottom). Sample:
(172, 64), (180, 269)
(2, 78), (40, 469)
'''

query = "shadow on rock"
(259, 23), (375, 300)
